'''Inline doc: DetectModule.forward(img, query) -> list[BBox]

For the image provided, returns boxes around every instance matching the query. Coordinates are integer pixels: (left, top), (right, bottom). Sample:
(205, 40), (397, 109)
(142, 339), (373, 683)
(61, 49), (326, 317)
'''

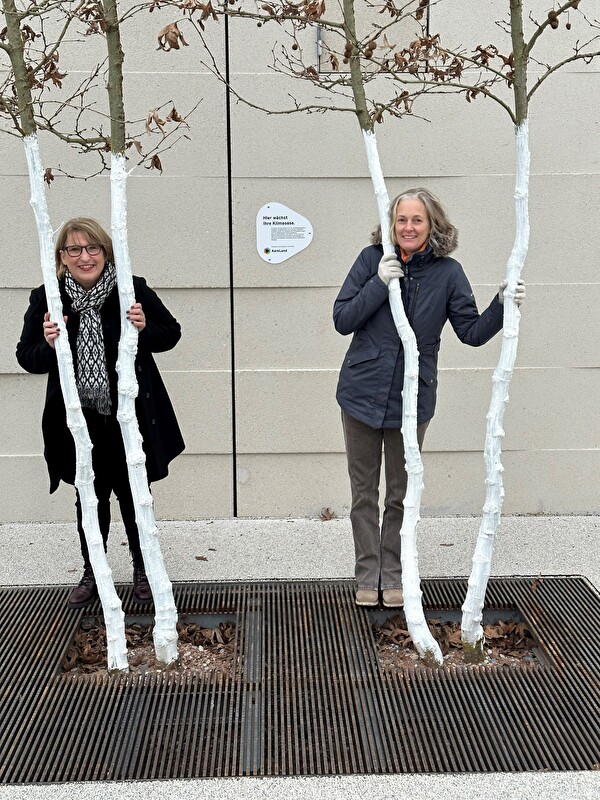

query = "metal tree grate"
(1, 576), (599, 782)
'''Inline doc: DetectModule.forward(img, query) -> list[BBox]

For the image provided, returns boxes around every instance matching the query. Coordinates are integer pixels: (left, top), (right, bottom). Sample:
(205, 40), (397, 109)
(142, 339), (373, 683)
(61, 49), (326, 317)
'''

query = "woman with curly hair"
(333, 188), (525, 608)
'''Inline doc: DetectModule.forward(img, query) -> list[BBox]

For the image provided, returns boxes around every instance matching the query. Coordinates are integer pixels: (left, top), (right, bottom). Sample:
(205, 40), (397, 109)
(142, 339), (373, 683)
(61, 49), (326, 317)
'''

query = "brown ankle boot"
(67, 567), (97, 609)
(133, 566), (152, 604)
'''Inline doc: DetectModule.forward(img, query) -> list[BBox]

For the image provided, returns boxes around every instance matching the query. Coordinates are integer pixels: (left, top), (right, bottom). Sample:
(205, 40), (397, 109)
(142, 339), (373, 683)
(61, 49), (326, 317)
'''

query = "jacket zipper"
(402, 265), (409, 314)
(408, 281), (420, 324)
(402, 261), (421, 324)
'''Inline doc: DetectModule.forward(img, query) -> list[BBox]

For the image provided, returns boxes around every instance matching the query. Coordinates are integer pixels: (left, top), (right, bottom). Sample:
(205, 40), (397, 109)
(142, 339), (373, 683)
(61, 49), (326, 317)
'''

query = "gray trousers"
(341, 410), (429, 591)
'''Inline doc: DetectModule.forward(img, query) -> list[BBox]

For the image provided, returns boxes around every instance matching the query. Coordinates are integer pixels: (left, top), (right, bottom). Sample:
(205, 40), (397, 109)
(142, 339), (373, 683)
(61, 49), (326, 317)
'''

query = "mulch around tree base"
(373, 616), (540, 670)
(62, 617), (237, 677)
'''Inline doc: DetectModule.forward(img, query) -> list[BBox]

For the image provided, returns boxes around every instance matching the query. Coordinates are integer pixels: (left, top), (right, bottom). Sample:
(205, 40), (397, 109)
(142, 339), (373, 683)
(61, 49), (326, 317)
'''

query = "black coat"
(16, 275), (185, 492)
(333, 244), (504, 428)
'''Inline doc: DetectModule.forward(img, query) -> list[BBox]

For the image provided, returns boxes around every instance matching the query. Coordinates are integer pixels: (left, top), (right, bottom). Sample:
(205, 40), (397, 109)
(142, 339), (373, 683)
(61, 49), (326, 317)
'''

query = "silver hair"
(371, 187), (458, 257)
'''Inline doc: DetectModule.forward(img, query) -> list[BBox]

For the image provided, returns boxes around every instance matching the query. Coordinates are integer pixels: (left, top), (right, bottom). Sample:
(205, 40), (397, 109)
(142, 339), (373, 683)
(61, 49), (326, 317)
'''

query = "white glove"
(498, 279), (526, 306)
(377, 253), (404, 285)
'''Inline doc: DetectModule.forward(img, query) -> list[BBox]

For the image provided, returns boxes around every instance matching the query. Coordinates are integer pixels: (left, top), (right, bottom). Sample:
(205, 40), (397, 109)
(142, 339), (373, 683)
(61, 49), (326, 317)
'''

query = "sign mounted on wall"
(256, 202), (313, 264)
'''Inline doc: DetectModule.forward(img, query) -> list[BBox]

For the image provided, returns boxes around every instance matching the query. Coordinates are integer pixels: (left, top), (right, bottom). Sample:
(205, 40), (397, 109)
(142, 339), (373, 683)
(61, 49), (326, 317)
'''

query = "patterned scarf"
(64, 262), (117, 415)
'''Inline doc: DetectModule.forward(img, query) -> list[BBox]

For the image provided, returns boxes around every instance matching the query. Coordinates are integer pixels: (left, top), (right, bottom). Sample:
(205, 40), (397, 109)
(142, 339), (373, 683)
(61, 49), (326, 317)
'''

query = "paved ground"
(1, 514), (599, 799)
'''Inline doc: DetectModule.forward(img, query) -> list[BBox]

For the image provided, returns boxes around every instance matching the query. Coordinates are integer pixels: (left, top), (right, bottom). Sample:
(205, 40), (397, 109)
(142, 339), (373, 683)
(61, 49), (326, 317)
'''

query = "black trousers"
(75, 410), (144, 571)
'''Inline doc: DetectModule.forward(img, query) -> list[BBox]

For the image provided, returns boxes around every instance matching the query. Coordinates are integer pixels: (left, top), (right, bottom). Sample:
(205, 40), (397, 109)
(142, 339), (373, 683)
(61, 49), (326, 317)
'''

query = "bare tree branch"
(525, 0), (582, 57)
(528, 44), (600, 101)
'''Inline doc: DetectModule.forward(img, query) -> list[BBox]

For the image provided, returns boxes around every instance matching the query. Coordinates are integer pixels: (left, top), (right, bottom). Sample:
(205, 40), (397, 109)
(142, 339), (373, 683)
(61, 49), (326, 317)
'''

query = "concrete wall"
(1, 2), (599, 522)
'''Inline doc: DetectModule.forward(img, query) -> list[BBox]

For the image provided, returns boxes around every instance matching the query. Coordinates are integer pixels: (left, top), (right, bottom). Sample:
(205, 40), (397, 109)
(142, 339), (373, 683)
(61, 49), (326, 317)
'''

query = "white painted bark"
(461, 120), (530, 655)
(362, 129), (443, 666)
(24, 135), (128, 672)
(110, 153), (179, 665)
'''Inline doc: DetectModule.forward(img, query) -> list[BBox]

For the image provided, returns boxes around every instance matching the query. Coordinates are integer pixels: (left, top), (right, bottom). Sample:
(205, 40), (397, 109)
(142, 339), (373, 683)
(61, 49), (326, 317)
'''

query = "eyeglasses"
(61, 244), (103, 257)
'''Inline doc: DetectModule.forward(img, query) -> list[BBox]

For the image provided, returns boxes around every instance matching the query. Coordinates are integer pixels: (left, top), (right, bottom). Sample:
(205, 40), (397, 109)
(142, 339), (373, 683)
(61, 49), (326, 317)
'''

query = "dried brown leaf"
(22, 24), (38, 42)
(166, 106), (186, 124)
(446, 627), (462, 647)
(531, 576), (543, 593)
(483, 623), (505, 640)
(146, 109), (166, 134)
(157, 22), (189, 52)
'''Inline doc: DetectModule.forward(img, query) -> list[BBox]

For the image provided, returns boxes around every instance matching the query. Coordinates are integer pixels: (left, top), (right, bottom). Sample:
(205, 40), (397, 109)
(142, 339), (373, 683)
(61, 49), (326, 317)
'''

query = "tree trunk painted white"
(362, 129), (443, 666)
(24, 135), (129, 673)
(461, 120), (530, 661)
(110, 153), (179, 665)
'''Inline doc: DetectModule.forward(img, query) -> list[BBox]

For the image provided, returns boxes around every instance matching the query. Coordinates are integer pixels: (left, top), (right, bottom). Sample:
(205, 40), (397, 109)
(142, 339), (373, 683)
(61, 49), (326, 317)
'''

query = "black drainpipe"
(224, 15), (238, 516)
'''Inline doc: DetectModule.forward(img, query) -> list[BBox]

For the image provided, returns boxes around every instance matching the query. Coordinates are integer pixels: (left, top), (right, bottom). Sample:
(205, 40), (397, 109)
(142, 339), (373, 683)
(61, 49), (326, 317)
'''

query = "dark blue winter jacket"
(333, 243), (503, 428)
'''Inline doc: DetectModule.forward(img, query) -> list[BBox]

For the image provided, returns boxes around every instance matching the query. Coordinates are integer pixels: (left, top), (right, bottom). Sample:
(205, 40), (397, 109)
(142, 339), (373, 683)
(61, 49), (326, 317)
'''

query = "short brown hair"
(55, 218), (113, 278)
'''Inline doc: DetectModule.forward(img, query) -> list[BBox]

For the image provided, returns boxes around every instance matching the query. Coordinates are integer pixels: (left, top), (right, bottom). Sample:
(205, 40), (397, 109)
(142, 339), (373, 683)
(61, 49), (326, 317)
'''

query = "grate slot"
(266, 583), (285, 774)
(39, 674), (92, 782)
(336, 585), (389, 773)
(518, 583), (600, 670)
(526, 669), (600, 768)
(314, 584), (359, 774)
(307, 586), (348, 774)
(470, 667), (537, 770)
(328, 585), (375, 772)
(381, 672), (424, 771)
(170, 673), (198, 777)
(315, 585), (354, 774)
(442, 667), (502, 771)
(385, 672), (428, 771)
(295, 585), (317, 774)
(427, 668), (479, 771)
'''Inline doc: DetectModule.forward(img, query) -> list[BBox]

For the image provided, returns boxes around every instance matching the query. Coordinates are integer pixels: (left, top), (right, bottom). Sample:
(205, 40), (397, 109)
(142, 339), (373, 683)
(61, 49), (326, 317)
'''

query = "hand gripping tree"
(153, 0), (444, 664)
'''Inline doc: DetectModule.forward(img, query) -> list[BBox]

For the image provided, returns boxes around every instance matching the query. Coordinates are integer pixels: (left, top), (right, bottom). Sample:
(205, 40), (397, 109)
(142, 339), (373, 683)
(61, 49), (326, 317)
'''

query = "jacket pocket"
(345, 346), (380, 367)
(417, 358), (438, 422)
(418, 359), (437, 388)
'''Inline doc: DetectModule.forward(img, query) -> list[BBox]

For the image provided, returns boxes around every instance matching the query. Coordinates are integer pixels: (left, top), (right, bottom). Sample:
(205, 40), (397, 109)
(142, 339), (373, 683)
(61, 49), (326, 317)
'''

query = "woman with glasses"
(16, 217), (184, 608)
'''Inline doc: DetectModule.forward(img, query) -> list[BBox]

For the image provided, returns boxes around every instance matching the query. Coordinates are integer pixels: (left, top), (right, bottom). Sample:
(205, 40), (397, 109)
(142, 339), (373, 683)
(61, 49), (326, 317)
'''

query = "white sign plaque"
(256, 202), (313, 264)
